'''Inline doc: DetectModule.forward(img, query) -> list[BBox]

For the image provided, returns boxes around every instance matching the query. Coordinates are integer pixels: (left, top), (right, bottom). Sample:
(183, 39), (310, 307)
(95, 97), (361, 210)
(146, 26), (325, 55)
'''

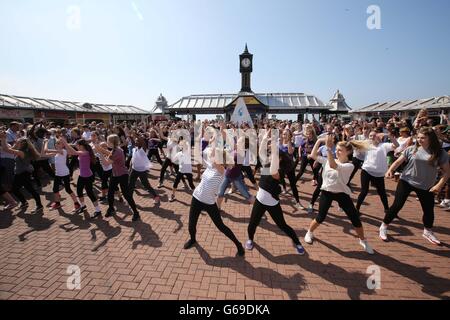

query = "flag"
(231, 97), (254, 128)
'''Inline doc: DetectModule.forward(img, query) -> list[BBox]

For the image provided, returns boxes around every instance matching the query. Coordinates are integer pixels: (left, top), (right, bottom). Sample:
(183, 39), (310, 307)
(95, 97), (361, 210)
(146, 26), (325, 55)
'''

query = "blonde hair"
(107, 134), (120, 149)
(337, 140), (370, 154)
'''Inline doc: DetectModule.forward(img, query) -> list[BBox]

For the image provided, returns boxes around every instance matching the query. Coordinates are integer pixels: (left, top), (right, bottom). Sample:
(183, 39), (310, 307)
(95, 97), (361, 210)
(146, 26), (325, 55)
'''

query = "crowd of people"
(0, 108), (449, 257)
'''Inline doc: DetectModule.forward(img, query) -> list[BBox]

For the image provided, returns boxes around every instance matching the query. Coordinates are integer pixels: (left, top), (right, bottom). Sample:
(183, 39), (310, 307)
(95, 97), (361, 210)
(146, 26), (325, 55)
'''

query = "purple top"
(78, 152), (93, 178)
(111, 148), (128, 177)
(225, 152), (242, 180)
(300, 138), (315, 157)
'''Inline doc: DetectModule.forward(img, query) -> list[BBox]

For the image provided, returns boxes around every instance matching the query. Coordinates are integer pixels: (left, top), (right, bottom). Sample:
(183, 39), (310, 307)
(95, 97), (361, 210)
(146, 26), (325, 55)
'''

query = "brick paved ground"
(0, 162), (449, 300)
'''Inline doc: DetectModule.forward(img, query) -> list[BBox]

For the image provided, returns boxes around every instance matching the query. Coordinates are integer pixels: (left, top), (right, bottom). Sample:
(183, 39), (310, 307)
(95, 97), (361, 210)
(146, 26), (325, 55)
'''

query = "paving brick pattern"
(0, 163), (449, 300)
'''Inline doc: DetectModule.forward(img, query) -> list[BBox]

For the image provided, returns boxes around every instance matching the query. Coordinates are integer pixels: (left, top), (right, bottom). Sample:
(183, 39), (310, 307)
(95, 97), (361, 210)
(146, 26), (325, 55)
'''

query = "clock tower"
(239, 44), (253, 93)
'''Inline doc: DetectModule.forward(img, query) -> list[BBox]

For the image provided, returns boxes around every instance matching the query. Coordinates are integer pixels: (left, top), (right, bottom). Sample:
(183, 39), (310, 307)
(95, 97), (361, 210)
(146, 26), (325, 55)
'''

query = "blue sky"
(1, 0), (449, 114)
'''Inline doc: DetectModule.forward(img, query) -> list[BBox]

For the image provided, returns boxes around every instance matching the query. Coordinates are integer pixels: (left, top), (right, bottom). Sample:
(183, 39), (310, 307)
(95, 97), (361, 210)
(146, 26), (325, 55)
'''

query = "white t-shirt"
(174, 151), (192, 174)
(82, 131), (92, 141)
(293, 132), (303, 148)
(317, 156), (354, 195)
(362, 143), (394, 177)
(131, 147), (152, 172)
(395, 137), (411, 155)
(193, 160), (224, 205)
(55, 149), (70, 177)
(256, 188), (279, 206)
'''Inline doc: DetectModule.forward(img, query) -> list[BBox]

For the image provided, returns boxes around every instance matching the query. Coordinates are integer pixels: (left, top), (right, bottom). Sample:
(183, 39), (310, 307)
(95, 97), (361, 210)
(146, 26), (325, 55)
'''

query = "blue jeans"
(218, 174), (251, 200)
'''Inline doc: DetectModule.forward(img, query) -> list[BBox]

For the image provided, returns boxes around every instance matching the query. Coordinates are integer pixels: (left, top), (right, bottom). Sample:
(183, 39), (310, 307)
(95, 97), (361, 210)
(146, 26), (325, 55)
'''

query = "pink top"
(78, 152), (93, 177)
(111, 148), (128, 177)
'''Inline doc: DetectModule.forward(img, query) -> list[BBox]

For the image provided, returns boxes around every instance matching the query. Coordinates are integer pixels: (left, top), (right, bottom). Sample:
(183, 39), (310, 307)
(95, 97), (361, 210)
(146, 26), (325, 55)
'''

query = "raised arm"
(325, 135), (338, 170)
(309, 137), (325, 161)
(0, 134), (24, 158)
(60, 137), (83, 156)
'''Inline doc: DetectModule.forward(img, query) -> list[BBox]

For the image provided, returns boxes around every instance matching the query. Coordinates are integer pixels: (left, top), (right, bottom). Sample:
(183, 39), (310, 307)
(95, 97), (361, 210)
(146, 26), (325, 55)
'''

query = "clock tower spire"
(239, 44), (253, 93)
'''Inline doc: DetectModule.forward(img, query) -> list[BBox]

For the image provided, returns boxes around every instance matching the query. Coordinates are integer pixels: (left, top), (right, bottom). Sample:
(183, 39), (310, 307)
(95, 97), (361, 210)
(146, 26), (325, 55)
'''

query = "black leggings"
(348, 157), (364, 184)
(101, 169), (112, 191)
(280, 169), (300, 203)
(241, 166), (257, 185)
(32, 160), (55, 186)
(356, 170), (389, 211)
(129, 169), (158, 198)
(12, 172), (42, 206)
(248, 199), (301, 245)
(316, 190), (362, 228)
(383, 179), (435, 229)
(53, 175), (73, 194)
(188, 197), (241, 248)
(311, 167), (324, 206)
(108, 174), (138, 214)
(148, 148), (163, 165)
(77, 175), (97, 203)
(296, 156), (319, 181)
(159, 159), (183, 183)
(173, 172), (195, 189)
(68, 156), (78, 178)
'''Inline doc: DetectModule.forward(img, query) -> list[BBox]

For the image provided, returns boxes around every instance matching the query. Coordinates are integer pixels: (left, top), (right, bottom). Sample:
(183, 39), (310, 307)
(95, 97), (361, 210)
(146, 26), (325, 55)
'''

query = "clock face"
(241, 58), (251, 68)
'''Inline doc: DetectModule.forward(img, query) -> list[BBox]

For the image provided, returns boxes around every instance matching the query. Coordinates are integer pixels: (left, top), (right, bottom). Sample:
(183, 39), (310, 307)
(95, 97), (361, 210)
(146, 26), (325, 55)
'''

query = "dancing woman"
(245, 131), (306, 255)
(0, 133), (43, 213)
(61, 138), (102, 218)
(43, 139), (80, 211)
(355, 131), (399, 214)
(183, 136), (245, 257)
(381, 127), (449, 245)
(303, 134), (375, 254)
(94, 134), (140, 222)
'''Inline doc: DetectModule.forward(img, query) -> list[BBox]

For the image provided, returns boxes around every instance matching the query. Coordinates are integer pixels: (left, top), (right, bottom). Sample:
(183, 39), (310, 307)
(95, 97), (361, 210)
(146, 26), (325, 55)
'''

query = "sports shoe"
(154, 196), (160, 205)
(92, 211), (102, 219)
(98, 196), (107, 203)
(50, 202), (61, 210)
(169, 194), (175, 202)
(359, 239), (374, 254)
(75, 205), (87, 215)
(157, 182), (163, 188)
(423, 229), (441, 245)
(439, 200), (450, 208)
(183, 239), (196, 250)
(245, 240), (254, 250)
(304, 231), (314, 244)
(105, 208), (115, 217)
(338, 207), (343, 212)
(296, 244), (305, 255)
(306, 204), (313, 214)
(3, 202), (18, 211)
(227, 188), (234, 195)
(31, 205), (44, 214)
(296, 202), (305, 211)
(379, 224), (388, 241)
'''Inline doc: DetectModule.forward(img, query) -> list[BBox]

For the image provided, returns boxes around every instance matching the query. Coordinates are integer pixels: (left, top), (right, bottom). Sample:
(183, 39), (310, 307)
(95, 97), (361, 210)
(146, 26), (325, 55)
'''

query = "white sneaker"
(306, 204), (313, 214)
(423, 229), (441, 245)
(304, 231), (314, 244)
(245, 240), (254, 250)
(379, 224), (388, 241)
(438, 200), (450, 208)
(227, 188), (234, 195)
(359, 239), (374, 254)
